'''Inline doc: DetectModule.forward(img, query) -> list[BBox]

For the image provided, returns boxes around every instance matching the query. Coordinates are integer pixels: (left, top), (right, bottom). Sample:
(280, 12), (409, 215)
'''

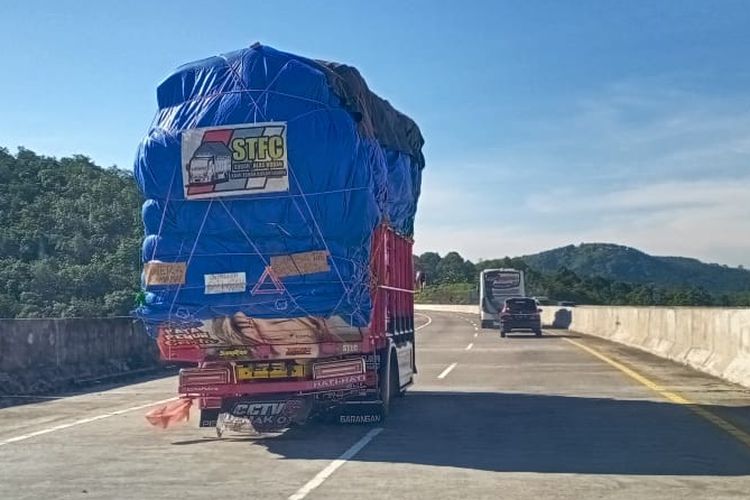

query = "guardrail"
(415, 303), (750, 389)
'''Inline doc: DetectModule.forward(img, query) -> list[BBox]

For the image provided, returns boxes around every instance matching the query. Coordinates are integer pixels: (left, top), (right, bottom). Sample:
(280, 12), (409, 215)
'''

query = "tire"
(378, 353), (394, 418)
(534, 329), (542, 337)
(481, 320), (493, 329)
(390, 358), (401, 400)
(500, 330), (507, 338)
(397, 359), (409, 398)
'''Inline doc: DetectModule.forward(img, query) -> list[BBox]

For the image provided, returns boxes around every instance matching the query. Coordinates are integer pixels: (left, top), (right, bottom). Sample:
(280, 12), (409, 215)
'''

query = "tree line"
(414, 252), (750, 307)
(0, 148), (141, 318)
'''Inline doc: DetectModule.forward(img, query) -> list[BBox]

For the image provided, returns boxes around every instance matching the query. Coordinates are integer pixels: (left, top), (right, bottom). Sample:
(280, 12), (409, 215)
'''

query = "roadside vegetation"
(414, 253), (750, 307)
(0, 148), (141, 318)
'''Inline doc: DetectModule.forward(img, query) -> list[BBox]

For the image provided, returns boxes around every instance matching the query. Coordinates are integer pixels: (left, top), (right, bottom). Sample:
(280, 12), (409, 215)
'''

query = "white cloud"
(413, 224), (585, 262)
(415, 79), (750, 268)
(526, 178), (750, 267)
(555, 82), (750, 180)
(527, 178), (750, 214)
(415, 193), (750, 267)
(416, 178), (750, 267)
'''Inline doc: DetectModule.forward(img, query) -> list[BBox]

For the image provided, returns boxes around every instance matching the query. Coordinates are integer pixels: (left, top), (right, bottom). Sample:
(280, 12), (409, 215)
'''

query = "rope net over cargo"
(134, 44), (424, 352)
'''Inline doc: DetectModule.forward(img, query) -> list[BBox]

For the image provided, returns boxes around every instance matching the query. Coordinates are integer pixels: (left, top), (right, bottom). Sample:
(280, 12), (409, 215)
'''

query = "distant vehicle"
(500, 297), (542, 337)
(415, 270), (427, 291)
(479, 268), (526, 328)
(533, 295), (553, 306)
(558, 301), (576, 307)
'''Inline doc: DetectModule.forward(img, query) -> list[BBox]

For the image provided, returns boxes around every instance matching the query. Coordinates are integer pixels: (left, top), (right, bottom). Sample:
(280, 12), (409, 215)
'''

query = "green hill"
(522, 243), (750, 294)
(0, 148), (141, 318)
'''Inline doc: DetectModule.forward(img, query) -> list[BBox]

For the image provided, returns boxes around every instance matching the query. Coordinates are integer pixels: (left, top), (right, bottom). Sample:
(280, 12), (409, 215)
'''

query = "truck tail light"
(180, 367), (230, 387)
(313, 358), (365, 380)
(199, 397), (222, 409)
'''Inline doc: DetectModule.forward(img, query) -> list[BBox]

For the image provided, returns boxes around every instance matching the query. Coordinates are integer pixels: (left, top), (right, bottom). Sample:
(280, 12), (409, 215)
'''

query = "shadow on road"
(253, 391), (750, 476)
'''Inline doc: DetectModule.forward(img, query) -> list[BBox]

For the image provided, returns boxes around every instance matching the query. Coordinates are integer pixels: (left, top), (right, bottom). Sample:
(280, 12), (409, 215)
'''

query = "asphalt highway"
(1, 311), (749, 499)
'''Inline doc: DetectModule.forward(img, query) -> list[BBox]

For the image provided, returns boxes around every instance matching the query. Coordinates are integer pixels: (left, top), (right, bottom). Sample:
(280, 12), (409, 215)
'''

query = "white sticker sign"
(181, 122), (288, 199)
(204, 272), (247, 294)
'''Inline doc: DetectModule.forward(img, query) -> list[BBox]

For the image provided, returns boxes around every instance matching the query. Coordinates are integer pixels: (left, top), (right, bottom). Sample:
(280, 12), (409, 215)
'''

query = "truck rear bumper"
(200, 393), (385, 431)
(181, 372), (374, 397)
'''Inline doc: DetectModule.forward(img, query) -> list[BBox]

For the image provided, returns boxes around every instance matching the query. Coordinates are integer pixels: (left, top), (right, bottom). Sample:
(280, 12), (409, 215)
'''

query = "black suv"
(499, 297), (542, 337)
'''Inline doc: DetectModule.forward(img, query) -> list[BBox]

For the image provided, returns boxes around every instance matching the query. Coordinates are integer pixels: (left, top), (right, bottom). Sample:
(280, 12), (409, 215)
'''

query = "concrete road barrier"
(415, 303), (750, 389)
(5, 305), (749, 394)
(0, 318), (159, 395)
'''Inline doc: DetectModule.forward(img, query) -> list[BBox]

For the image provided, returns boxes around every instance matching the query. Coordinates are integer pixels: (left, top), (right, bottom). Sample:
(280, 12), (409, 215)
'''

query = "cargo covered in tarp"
(134, 44), (424, 349)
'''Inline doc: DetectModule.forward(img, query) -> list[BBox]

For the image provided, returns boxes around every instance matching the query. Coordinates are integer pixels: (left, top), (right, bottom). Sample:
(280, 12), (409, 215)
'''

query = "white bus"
(479, 268), (526, 328)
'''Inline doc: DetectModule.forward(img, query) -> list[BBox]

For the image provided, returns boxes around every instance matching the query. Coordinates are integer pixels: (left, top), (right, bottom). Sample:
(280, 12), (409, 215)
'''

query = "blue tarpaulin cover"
(134, 44), (424, 333)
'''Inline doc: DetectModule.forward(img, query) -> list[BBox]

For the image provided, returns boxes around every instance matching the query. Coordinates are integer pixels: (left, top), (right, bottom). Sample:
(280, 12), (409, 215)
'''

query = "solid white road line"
(437, 362), (458, 379)
(465, 343), (474, 351)
(0, 396), (178, 447)
(415, 312), (433, 331)
(288, 427), (383, 500)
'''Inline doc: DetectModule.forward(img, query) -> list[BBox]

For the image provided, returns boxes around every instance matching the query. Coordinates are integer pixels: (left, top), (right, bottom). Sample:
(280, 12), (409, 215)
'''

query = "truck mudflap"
(215, 397), (313, 434)
(199, 408), (220, 428)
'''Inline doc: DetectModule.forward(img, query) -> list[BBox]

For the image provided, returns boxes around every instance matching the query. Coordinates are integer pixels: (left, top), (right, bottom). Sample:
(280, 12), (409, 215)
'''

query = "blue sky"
(2, 1), (750, 266)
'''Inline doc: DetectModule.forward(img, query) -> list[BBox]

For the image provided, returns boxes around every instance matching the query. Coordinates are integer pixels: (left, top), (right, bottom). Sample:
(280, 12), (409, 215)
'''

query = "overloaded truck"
(134, 44), (425, 434)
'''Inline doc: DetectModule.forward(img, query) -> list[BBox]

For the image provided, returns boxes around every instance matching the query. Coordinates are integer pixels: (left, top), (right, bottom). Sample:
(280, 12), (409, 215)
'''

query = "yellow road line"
(564, 337), (750, 450)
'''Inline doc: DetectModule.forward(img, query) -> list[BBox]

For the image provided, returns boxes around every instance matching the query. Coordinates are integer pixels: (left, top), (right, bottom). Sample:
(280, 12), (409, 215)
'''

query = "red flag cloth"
(145, 398), (193, 428)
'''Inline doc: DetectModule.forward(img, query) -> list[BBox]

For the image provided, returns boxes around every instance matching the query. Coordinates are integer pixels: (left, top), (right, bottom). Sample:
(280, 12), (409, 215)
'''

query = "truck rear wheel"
(392, 358), (404, 398)
(378, 370), (390, 418)
(397, 367), (408, 398)
(378, 354), (399, 418)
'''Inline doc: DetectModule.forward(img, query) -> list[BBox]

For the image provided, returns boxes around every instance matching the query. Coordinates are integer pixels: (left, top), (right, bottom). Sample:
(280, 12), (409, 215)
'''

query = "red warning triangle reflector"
(251, 266), (285, 295)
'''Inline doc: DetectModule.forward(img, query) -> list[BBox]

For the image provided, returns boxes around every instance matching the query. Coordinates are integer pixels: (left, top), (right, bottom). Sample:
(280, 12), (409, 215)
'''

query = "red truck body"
(155, 224), (415, 430)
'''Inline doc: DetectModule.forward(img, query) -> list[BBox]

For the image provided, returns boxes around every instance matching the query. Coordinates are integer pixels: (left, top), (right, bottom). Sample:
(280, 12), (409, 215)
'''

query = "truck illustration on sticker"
(188, 142), (232, 184)
(181, 122), (288, 199)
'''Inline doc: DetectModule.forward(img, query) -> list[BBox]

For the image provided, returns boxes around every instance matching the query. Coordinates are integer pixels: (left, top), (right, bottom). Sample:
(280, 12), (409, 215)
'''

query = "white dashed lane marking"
(288, 428), (383, 500)
(437, 362), (458, 379)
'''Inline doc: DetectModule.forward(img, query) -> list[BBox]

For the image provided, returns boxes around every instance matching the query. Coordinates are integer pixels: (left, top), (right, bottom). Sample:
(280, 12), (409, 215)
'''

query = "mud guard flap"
(199, 408), (220, 428)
